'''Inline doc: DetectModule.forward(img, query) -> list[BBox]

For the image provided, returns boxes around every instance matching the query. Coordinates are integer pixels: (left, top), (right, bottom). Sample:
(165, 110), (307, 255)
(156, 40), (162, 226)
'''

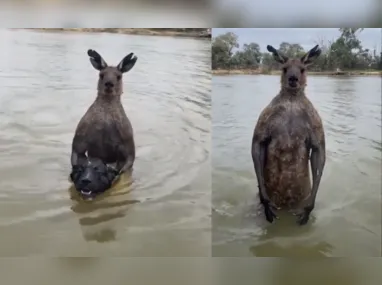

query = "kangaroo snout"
(105, 81), (114, 88)
(288, 75), (298, 87)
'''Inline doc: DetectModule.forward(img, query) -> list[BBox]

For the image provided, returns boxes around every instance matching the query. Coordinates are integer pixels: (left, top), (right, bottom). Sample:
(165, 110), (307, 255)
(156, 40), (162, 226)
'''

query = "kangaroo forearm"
(116, 153), (135, 173)
(252, 142), (266, 190)
(71, 150), (87, 167)
(310, 147), (325, 202)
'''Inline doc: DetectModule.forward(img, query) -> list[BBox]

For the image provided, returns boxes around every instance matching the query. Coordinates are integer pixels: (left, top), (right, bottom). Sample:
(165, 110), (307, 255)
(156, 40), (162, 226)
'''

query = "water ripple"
(212, 74), (381, 257)
(0, 29), (211, 256)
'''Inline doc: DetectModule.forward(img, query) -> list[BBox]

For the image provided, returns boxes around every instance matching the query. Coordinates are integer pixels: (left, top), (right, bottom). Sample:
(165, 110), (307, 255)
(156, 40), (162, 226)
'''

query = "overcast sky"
(215, 0), (379, 26)
(212, 28), (381, 53)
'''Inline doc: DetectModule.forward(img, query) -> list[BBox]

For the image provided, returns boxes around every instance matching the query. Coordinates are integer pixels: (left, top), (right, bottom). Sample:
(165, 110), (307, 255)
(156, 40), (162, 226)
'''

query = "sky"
(215, 0), (380, 26)
(212, 28), (382, 53)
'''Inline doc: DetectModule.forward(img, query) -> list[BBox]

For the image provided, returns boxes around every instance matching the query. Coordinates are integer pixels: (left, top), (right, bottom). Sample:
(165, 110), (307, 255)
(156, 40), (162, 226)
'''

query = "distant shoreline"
(22, 28), (211, 39)
(212, 69), (382, 76)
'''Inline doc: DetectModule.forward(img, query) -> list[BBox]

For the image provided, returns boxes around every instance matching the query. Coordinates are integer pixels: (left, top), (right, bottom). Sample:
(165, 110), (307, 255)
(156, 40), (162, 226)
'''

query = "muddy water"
(0, 29), (211, 256)
(1, 258), (382, 285)
(213, 258), (382, 285)
(212, 74), (381, 257)
(0, 258), (212, 285)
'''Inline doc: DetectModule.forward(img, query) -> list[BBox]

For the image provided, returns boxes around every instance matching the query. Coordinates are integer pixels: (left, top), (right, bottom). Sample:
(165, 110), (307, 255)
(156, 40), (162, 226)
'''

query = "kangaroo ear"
(301, 45), (321, 65)
(267, 45), (288, 64)
(87, 49), (108, 70)
(117, 53), (138, 73)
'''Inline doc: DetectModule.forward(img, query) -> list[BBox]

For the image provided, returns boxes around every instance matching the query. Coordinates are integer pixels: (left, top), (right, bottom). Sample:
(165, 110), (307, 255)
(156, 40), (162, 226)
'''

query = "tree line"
(212, 28), (382, 71)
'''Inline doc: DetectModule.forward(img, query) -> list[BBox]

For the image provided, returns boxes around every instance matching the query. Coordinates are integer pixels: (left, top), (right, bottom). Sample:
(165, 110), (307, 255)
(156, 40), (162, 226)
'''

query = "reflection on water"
(1, 257), (382, 285)
(212, 74), (381, 257)
(0, 29), (211, 256)
(0, 257), (212, 285)
(214, 258), (382, 285)
(247, 213), (334, 257)
(1, 257), (381, 285)
(68, 175), (139, 243)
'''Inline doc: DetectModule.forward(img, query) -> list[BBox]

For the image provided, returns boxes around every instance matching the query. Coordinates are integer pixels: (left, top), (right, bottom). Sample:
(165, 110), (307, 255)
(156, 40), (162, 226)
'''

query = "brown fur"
(253, 93), (324, 208)
(252, 45), (326, 224)
(71, 50), (138, 174)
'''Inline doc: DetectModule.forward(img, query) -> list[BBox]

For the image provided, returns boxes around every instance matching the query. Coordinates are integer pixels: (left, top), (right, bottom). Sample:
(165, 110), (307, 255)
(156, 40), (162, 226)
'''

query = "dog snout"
(80, 177), (91, 185)
(78, 170), (93, 187)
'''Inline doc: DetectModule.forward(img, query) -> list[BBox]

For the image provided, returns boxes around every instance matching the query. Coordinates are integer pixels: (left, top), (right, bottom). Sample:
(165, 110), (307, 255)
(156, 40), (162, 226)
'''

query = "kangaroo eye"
(283, 68), (287, 73)
(301, 68), (305, 73)
(99, 74), (104, 80)
(117, 75), (121, 80)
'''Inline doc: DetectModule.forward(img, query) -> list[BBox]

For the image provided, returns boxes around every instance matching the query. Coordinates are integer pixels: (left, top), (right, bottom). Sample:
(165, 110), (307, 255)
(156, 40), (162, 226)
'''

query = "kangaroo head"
(87, 49), (138, 98)
(267, 44), (321, 91)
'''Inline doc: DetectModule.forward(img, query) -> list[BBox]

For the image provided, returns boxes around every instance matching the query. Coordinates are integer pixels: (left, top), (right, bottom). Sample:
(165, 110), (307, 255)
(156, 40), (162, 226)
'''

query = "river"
(0, 29), (211, 256)
(212, 74), (381, 257)
(1, 258), (381, 284)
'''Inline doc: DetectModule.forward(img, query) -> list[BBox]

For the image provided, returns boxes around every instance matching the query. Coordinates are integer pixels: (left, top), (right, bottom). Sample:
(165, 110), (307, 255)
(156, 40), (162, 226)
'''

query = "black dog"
(70, 157), (119, 199)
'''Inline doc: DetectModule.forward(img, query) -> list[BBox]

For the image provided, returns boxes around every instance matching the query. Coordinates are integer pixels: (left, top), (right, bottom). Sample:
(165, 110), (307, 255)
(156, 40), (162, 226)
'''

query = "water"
(1, 258), (382, 284)
(0, 258), (212, 285)
(213, 258), (382, 285)
(0, 29), (211, 256)
(212, 74), (381, 257)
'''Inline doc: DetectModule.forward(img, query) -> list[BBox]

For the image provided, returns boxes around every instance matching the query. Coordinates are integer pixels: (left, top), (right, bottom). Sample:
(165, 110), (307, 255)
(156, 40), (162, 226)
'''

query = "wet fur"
(72, 97), (135, 166)
(252, 45), (325, 224)
(71, 49), (138, 186)
(253, 94), (324, 208)
(71, 157), (118, 197)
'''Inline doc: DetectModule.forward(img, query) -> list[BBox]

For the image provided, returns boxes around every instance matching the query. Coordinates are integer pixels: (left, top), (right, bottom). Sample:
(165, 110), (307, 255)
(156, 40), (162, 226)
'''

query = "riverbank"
(23, 28), (211, 38)
(212, 69), (382, 76)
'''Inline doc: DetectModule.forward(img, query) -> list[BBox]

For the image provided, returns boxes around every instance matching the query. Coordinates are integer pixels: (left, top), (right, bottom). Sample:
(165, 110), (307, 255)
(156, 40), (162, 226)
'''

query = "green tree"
(242, 43), (262, 68)
(211, 29), (380, 72)
(261, 52), (278, 71)
(279, 42), (305, 58)
(212, 32), (239, 69)
(328, 28), (365, 70)
(231, 42), (262, 69)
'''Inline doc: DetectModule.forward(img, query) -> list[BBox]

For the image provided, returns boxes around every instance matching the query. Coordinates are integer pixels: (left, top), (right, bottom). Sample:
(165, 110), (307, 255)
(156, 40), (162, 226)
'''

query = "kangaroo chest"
(85, 107), (129, 162)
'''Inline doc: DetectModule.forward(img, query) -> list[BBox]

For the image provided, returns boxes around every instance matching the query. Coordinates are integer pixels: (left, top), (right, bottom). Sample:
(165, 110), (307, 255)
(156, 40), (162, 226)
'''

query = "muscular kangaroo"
(70, 49), (138, 198)
(251, 45), (326, 225)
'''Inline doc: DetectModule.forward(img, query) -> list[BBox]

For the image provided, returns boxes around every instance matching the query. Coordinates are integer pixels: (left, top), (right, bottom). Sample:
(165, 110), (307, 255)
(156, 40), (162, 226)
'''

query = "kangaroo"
(251, 45), (326, 225)
(70, 49), (138, 198)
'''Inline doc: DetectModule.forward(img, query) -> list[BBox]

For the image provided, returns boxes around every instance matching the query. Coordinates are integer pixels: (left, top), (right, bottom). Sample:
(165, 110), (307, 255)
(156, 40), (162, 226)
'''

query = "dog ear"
(70, 165), (84, 183)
